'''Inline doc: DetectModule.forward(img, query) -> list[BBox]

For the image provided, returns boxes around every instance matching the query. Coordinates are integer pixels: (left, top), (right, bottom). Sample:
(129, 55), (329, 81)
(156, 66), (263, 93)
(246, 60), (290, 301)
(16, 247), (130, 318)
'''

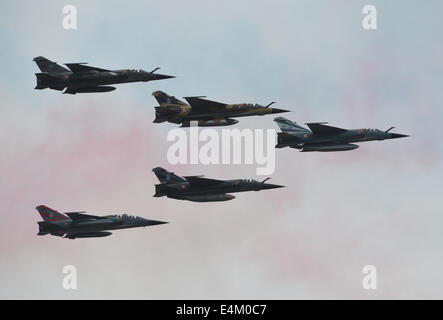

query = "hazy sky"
(1, 0), (442, 299)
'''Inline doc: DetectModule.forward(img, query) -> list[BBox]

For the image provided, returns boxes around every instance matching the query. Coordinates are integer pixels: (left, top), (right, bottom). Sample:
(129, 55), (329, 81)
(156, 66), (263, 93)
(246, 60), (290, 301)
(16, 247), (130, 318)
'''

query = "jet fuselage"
(156, 179), (282, 198)
(274, 117), (408, 151)
(33, 56), (174, 94)
(36, 205), (167, 239)
(152, 91), (289, 127)
(288, 128), (406, 145)
(153, 167), (284, 202)
(36, 70), (173, 93)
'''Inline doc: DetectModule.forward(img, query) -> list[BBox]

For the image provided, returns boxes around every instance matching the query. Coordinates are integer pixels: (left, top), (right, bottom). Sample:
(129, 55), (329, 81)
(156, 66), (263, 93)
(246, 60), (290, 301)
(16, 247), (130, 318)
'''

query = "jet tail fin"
(36, 205), (69, 222)
(33, 56), (70, 74)
(274, 117), (309, 133)
(152, 91), (187, 106)
(152, 167), (186, 183)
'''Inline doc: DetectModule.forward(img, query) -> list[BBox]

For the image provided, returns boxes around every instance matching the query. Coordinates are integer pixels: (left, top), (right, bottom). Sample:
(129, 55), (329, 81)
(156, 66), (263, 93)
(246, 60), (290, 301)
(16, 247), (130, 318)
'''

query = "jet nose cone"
(390, 133), (409, 139)
(154, 74), (175, 80)
(144, 219), (169, 226)
(271, 108), (290, 114)
(261, 183), (285, 190)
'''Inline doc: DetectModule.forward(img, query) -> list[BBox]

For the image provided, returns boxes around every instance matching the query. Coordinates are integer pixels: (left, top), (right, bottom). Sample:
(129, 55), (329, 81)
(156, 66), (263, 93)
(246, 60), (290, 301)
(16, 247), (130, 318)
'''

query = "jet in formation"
(33, 56), (174, 94)
(274, 117), (409, 152)
(36, 205), (168, 239)
(152, 91), (289, 127)
(152, 167), (284, 202)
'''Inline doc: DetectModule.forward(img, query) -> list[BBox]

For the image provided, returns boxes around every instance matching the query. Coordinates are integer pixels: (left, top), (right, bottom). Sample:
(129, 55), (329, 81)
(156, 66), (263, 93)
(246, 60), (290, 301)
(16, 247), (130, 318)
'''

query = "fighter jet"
(35, 205), (168, 239)
(152, 167), (284, 202)
(274, 117), (409, 152)
(33, 56), (174, 94)
(152, 91), (289, 127)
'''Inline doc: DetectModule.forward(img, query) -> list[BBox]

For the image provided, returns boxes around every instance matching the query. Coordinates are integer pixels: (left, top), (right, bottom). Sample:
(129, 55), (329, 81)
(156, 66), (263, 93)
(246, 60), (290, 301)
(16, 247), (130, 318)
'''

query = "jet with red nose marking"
(274, 117), (409, 152)
(152, 167), (284, 202)
(33, 56), (174, 94)
(152, 91), (289, 127)
(35, 205), (168, 239)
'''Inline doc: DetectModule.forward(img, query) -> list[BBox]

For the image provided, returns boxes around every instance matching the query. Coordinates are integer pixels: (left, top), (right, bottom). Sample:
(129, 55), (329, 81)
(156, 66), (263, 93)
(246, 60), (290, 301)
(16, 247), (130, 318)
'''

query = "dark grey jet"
(152, 91), (289, 127)
(33, 56), (174, 94)
(274, 117), (409, 152)
(36, 205), (167, 239)
(152, 167), (284, 202)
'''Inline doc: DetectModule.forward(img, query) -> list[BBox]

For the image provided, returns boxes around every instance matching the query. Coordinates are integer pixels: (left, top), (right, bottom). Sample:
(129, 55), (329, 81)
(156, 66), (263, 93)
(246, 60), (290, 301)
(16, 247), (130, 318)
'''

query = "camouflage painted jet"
(33, 56), (174, 94)
(152, 167), (284, 202)
(274, 117), (409, 152)
(152, 91), (289, 127)
(36, 205), (168, 239)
